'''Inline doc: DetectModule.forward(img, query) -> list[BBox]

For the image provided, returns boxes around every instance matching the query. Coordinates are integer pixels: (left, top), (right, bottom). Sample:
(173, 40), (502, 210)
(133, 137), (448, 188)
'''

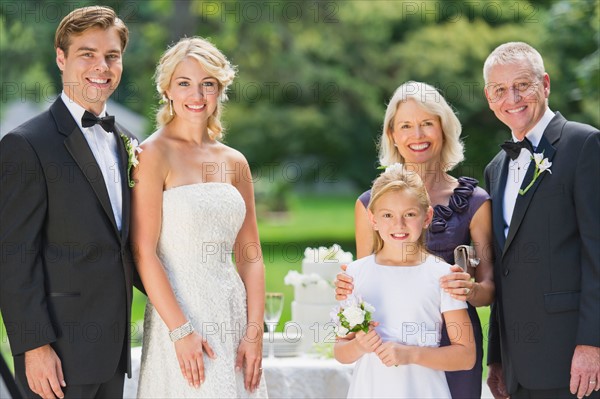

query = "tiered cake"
(284, 245), (353, 352)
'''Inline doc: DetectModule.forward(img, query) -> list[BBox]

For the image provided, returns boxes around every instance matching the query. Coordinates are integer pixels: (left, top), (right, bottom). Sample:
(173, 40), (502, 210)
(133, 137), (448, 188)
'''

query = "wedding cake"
(284, 244), (353, 352)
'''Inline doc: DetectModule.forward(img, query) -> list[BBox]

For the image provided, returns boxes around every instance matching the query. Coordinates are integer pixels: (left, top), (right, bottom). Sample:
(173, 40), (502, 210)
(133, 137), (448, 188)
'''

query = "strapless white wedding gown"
(137, 183), (267, 398)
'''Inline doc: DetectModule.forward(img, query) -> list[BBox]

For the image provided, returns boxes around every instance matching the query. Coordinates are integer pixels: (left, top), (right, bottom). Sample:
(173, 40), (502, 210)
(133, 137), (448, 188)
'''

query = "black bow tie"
(500, 138), (533, 160)
(81, 110), (115, 133)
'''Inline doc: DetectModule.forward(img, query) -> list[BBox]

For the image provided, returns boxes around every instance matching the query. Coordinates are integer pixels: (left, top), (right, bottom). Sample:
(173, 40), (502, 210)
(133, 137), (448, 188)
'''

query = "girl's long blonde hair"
(368, 164), (431, 254)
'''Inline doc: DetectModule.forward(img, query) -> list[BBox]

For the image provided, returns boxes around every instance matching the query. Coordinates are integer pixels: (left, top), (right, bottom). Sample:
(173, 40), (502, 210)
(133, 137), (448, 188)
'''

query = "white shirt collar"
(510, 107), (555, 149)
(60, 92), (108, 132)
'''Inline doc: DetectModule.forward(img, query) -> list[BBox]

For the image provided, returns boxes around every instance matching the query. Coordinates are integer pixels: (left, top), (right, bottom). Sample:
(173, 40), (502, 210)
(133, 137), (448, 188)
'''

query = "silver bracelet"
(169, 321), (194, 342)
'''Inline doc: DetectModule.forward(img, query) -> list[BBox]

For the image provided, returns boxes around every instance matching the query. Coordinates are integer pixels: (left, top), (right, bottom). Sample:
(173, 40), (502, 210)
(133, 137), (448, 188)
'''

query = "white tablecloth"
(124, 346), (493, 398)
(261, 356), (353, 398)
(124, 346), (352, 398)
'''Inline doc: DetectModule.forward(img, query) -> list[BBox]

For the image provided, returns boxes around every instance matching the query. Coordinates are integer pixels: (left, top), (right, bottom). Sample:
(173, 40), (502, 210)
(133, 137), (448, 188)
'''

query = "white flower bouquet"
(330, 295), (375, 337)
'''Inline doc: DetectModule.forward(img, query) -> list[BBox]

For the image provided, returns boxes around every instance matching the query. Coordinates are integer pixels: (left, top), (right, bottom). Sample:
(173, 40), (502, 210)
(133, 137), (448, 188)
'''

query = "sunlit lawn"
(258, 194), (357, 330)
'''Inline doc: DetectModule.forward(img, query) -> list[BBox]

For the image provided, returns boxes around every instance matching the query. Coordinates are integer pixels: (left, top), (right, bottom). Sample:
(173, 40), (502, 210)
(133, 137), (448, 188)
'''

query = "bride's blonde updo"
(154, 37), (236, 140)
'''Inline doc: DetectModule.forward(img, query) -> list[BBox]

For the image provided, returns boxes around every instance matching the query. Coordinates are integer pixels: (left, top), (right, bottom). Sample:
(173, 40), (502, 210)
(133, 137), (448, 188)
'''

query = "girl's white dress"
(137, 183), (267, 398)
(345, 254), (467, 399)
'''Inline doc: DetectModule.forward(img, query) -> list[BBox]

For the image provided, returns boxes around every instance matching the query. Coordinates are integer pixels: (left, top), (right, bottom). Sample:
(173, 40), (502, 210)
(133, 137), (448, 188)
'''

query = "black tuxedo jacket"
(0, 97), (137, 385)
(484, 112), (600, 393)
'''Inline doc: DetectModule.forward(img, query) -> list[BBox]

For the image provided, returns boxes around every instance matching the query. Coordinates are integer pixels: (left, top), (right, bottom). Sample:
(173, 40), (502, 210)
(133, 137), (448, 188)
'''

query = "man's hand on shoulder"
(25, 344), (66, 399)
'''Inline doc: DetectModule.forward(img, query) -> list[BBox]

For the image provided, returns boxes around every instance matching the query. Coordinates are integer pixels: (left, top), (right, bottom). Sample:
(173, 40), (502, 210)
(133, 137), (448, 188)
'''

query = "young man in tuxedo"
(483, 42), (599, 399)
(1, 6), (139, 398)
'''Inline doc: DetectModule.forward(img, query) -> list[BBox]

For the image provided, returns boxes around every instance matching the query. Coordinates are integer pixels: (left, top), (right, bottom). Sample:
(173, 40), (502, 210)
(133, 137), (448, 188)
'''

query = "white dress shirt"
(61, 92), (123, 231)
(503, 107), (555, 238)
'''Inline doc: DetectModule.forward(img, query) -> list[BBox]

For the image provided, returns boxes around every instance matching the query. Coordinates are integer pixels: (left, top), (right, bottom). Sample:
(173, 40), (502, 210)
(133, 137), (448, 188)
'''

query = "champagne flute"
(264, 292), (284, 359)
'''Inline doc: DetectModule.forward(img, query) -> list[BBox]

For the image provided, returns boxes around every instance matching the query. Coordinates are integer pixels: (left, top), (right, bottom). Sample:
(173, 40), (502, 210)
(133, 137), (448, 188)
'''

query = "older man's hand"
(487, 363), (509, 399)
(570, 345), (600, 398)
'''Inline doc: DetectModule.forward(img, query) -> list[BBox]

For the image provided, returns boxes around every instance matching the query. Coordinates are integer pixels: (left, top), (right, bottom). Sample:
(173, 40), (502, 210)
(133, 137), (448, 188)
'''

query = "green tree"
(540, 0), (599, 126)
(2, 0), (598, 187)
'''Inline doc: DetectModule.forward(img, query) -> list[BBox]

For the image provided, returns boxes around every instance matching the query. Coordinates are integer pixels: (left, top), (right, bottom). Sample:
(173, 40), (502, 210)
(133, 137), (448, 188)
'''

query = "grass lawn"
(258, 194), (357, 330)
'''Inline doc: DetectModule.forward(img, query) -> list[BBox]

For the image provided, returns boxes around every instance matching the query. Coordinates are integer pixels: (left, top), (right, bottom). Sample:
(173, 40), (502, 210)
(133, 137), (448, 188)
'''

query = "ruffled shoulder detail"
(430, 177), (479, 233)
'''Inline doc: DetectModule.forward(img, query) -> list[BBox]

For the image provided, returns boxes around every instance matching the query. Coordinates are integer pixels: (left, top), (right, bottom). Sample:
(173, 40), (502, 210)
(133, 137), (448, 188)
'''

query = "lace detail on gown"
(137, 183), (267, 398)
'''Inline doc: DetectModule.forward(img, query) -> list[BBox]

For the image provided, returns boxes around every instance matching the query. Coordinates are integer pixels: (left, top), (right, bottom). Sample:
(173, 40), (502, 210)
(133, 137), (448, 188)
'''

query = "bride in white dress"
(131, 37), (267, 398)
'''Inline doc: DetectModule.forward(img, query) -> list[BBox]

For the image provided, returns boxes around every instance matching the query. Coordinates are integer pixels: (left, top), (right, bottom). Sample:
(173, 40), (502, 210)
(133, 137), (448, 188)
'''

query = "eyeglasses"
(486, 80), (540, 102)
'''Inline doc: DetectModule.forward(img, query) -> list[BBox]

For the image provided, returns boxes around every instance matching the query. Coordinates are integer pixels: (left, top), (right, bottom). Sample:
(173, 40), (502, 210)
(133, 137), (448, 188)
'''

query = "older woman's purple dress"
(359, 176), (490, 399)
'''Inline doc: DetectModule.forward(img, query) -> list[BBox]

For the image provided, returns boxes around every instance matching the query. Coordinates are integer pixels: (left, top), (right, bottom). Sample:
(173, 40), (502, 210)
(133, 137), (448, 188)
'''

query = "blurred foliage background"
(1, 0), (598, 188)
(1, 0), (599, 369)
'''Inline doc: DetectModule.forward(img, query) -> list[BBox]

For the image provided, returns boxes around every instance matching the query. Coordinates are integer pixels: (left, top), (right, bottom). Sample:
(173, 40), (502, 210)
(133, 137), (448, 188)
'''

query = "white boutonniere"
(120, 134), (142, 188)
(519, 152), (552, 195)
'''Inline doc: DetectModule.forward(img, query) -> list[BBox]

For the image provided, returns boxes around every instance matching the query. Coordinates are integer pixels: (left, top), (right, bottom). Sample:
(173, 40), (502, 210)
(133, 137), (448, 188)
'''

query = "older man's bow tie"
(82, 110), (115, 133)
(500, 138), (533, 160)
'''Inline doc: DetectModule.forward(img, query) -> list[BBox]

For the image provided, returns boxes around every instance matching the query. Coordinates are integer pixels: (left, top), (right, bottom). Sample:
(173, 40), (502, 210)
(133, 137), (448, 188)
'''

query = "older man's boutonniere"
(519, 152), (552, 195)
(120, 134), (142, 188)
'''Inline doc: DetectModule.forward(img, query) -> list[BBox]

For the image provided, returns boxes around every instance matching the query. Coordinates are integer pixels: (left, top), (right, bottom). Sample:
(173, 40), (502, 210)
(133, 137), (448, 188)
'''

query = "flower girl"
(334, 165), (475, 398)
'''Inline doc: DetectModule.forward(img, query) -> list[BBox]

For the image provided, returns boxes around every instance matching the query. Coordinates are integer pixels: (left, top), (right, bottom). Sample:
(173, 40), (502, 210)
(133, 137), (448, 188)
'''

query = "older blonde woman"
(337, 81), (495, 398)
(132, 37), (266, 398)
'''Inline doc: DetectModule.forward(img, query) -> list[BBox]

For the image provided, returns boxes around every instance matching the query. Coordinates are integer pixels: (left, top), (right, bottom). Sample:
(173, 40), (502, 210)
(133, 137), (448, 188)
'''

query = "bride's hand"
(235, 335), (263, 393)
(174, 332), (216, 388)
